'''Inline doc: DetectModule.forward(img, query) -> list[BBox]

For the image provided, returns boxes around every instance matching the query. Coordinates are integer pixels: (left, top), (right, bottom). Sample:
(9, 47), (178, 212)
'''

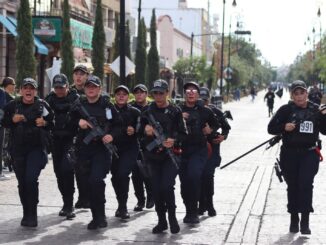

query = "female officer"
(268, 80), (326, 235)
(3, 78), (54, 227)
(70, 75), (114, 230)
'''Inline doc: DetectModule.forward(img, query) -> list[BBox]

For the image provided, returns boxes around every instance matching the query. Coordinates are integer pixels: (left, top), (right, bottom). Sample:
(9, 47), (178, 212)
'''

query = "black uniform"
(70, 95), (114, 229)
(45, 90), (79, 217)
(130, 101), (153, 211)
(110, 103), (140, 219)
(199, 104), (231, 216)
(268, 101), (326, 233)
(179, 102), (219, 223)
(70, 85), (89, 208)
(140, 102), (187, 233)
(3, 96), (54, 227)
(264, 91), (275, 117)
(308, 87), (323, 105)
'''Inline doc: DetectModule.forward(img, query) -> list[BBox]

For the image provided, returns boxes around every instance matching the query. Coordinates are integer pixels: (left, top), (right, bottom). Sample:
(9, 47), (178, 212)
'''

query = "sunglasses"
(185, 89), (198, 94)
(153, 91), (164, 95)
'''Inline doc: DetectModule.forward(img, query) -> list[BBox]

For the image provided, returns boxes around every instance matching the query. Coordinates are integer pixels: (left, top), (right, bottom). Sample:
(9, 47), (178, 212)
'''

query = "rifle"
(146, 113), (181, 170)
(274, 158), (283, 182)
(74, 100), (119, 159)
(220, 135), (280, 169)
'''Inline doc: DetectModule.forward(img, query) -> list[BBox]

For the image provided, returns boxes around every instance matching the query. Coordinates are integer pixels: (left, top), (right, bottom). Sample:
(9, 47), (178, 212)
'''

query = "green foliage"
(92, 0), (106, 81)
(16, 0), (36, 86)
(61, 0), (74, 84)
(135, 18), (147, 86)
(147, 9), (159, 86)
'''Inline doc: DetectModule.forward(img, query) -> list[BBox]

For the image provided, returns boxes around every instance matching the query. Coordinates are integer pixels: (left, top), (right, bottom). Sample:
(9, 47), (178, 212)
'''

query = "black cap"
(52, 74), (68, 88)
(73, 65), (89, 74)
(114, 85), (130, 94)
(85, 75), (101, 87)
(21, 77), (38, 88)
(291, 80), (307, 92)
(183, 81), (200, 92)
(133, 84), (148, 93)
(2, 77), (15, 87)
(199, 87), (210, 100)
(151, 79), (169, 93)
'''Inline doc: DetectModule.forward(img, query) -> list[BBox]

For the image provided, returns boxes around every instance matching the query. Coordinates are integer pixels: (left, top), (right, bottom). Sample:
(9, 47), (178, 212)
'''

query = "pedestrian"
(2, 77), (16, 102)
(70, 75), (114, 230)
(179, 82), (219, 224)
(45, 74), (79, 219)
(308, 83), (323, 105)
(110, 85), (140, 220)
(264, 87), (276, 117)
(71, 64), (90, 209)
(0, 82), (7, 179)
(139, 79), (187, 234)
(130, 84), (154, 212)
(198, 87), (231, 217)
(268, 80), (326, 235)
(250, 86), (256, 102)
(2, 78), (54, 227)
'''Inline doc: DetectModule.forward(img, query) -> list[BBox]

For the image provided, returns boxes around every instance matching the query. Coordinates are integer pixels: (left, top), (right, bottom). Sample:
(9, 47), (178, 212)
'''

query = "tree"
(61, 0), (75, 84)
(16, 0), (36, 86)
(92, 0), (106, 81)
(135, 17), (147, 86)
(147, 9), (160, 85)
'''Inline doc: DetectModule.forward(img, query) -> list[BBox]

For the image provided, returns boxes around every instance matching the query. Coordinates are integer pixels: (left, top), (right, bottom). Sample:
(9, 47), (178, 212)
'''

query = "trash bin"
(211, 95), (222, 110)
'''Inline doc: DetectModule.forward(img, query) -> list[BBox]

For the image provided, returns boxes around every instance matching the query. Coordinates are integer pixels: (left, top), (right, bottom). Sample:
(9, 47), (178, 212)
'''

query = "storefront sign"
(32, 17), (62, 42)
(70, 19), (93, 49)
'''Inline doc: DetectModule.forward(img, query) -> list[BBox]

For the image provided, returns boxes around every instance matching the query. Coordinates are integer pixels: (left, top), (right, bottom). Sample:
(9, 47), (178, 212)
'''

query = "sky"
(187, 0), (325, 67)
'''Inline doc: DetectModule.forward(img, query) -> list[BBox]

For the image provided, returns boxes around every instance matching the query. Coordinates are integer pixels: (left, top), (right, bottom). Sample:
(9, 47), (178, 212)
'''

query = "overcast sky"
(188, 0), (324, 67)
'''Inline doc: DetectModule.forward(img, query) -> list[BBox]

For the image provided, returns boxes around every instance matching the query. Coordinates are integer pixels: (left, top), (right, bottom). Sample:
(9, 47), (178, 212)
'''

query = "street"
(1, 90), (326, 245)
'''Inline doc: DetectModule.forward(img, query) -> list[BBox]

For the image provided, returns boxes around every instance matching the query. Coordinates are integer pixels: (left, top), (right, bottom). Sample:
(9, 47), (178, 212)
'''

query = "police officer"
(45, 74), (79, 219)
(198, 87), (231, 217)
(71, 65), (88, 95)
(70, 75), (114, 230)
(110, 85), (140, 219)
(130, 84), (154, 211)
(3, 78), (54, 227)
(308, 83), (323, 105)
(71, 65), (90, 208)
(268, 80), (326, 235)
(264, 87), (276, 117)
(139, 79), (187, 234)
(179, 82), (219, 224)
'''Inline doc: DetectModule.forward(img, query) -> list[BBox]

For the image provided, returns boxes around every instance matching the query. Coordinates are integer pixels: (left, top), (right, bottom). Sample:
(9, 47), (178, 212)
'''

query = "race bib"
(106, 108), (112, 119)
(299, 121), (313, 133)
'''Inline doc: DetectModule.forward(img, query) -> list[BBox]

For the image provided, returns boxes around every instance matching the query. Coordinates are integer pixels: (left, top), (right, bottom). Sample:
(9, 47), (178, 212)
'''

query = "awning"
(0, 15), (48, 55)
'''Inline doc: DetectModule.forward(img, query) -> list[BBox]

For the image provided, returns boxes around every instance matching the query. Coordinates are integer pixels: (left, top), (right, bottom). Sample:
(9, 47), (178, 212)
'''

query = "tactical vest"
(13, 97), (45, 147)
(284, 101), (319, 148)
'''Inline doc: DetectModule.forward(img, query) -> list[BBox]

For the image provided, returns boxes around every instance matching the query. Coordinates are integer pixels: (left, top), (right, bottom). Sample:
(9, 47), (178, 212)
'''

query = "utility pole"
(190, 32), (194, 58)
(120, 0), (126, 84)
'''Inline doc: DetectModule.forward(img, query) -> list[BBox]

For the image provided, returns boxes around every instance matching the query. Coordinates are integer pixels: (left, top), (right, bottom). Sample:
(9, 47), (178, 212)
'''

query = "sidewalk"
(0, 90), (325, 244)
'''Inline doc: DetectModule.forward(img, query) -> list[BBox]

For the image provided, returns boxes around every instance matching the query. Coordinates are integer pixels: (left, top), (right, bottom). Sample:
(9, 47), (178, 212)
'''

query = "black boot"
(206, 195), (216, 217)
(20, 204), (28, 227)
(198, 192), (207, 215)
(146, 195), (155, 209)
(134, 201), (145, 212)
(152, 212), (168, 234)
(115, 206), (130, 219)
(168, 209), (180, 234)
(59, 205), (76, 219)
(300, 213), (311, 235)
(22, 205), (37, 227)
(289, 213), (299, 233)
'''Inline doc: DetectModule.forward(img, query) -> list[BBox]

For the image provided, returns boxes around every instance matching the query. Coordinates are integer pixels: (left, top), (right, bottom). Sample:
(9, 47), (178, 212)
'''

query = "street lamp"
(190, 32), (219, 58)
(219, 0), (237, 97)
